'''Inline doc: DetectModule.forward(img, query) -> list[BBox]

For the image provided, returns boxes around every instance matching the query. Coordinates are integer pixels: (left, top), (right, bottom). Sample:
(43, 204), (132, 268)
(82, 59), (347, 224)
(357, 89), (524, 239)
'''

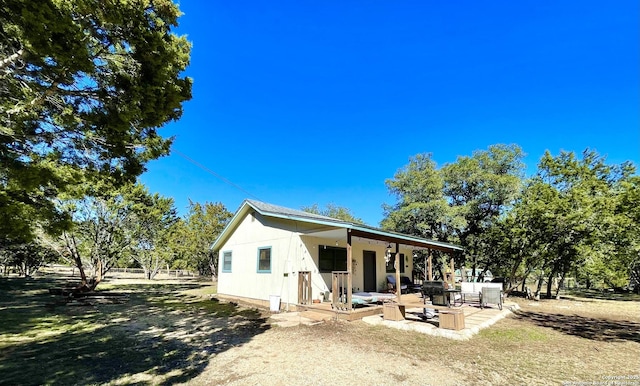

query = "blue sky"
(140, 1), (639, 226)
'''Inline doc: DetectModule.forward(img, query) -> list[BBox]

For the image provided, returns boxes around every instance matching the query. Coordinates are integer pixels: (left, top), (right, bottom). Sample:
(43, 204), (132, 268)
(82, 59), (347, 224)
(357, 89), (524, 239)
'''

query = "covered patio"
(296, 225), (463, 315)
(294, 225), (519, 337)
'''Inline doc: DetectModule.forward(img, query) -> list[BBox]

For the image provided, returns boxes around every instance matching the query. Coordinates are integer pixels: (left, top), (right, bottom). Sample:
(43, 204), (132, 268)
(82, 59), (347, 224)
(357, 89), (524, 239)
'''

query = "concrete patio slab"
(361, 302), (520, 340)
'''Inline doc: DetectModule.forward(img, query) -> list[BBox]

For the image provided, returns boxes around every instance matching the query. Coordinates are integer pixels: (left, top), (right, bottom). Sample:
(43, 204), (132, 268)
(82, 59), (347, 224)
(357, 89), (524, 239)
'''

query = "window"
(386, 253), (405, 274)
(318, 245), (347, 273)
(257, 247), (271, 273)
(222, 251), (232, 273)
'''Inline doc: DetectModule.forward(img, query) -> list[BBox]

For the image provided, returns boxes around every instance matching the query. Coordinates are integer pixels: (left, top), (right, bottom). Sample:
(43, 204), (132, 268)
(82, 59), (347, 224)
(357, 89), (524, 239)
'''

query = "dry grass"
(306, 295), (640, 385)
(0, 271), (269, 385)
(1, 269), (638, 385)
(184, 290), (640, 385)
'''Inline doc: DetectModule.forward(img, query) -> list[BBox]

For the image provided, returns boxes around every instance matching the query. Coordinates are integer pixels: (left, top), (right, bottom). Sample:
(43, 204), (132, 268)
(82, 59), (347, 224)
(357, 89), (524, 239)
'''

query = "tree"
(127, 188), (178, 280)
(302, 203), (364, 224)
(0, 237), (57, 276)
(0, 0), (192, 240)
(576, 168), (639, 291)
(440, 144), (525, 278)
(52, 185), (135, 289)
(382, 145), (525, 279)
(614, 176), (640, 292)
(382, 153), (452, 241)
(49, 183), (177, 289)
(381, 153), (455, 278)
(496, 149), (638, 297)
(174, 201), (233, 279)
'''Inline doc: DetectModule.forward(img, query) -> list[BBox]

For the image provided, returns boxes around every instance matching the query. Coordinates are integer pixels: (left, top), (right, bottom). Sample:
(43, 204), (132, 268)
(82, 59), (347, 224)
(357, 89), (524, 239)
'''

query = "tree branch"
(0, 49), (24, 70)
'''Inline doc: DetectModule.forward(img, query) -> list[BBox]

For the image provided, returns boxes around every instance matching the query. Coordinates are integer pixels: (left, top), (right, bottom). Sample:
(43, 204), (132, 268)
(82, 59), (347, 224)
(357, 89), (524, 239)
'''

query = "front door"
(363, 251), (376, 292)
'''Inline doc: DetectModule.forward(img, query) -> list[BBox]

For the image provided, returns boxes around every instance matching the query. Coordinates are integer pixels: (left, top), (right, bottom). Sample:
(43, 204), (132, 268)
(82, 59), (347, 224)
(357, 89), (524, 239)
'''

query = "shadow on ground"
(513, 309), (640, 343)
(562, 289), (640, 302)
(0, 275), (270, 385)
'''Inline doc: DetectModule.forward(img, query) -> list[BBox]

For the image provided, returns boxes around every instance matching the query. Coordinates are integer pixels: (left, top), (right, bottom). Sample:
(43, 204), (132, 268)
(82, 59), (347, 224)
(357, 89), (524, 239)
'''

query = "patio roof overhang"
(301, 226), (463, 254)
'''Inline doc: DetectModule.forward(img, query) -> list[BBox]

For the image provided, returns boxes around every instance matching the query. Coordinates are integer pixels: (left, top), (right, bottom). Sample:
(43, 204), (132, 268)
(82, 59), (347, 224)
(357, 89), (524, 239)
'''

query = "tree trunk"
(94, 258), (103, 287)
(149, 257), (162, 280)
(471, 263), (477, 283)
(209, 259), (216, 281)
(555, 272), (566, 299)
(0, 49), (24, 69)
(65, 232), (89, 286)
(546, 269), (556, 299)
(437, 267), (444, 282)
(535, 273), (544, 300)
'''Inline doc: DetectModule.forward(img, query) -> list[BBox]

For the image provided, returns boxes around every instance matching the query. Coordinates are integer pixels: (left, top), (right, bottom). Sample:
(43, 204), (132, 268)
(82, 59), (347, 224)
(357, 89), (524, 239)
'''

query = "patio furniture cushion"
(386, 275), (408, 293)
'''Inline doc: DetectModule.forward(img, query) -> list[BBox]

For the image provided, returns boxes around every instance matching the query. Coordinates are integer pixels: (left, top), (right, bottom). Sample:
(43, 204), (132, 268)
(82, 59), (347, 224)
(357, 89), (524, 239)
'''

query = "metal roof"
(211, 199), (463, 252)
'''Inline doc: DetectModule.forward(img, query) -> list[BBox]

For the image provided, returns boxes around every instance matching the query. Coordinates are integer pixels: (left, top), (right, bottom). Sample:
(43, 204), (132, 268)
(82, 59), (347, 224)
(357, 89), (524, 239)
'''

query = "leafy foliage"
(302, 203), (364, 224)
(50, 183), (178, 287)
(384, 145), (638, 293)
(486, 150), (638, 295)
(0, 0), (192, 240)
(126, 186), (178, 280)
(0, 237), (57, 276)
(383, 144), (525, 277)
(169, 201), (233, 278)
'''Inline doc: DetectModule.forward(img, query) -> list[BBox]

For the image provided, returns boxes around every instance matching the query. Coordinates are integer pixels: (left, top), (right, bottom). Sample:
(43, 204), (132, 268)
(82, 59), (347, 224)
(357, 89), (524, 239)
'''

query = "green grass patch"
(479, 325), (549, 343)
(150, 294), (262, 318)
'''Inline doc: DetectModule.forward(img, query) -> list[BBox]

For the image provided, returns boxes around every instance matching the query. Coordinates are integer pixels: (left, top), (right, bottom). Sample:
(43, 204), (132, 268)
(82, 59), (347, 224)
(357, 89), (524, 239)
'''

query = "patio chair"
(481, 287), (503, 310)
(400, 275), (422, 293)
(386, 274), (408, 294)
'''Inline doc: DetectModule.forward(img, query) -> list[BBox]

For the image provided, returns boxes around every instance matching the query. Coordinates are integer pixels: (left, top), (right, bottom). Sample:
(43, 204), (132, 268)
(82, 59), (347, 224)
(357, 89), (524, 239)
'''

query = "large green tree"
(382, 144), (525, 279)
(382, 153), (451, 241)
(170, 201), (233, 279)
(491, 149), (638, 297)
(128, 188), (178, 280)
(51, 183), (177, 289)
(0, 0), (192, 240)
(0, 237), (58, 276)
(441, 144), (525, 278)
(615, 176), (640, 292)
(52, 184), (135, 289)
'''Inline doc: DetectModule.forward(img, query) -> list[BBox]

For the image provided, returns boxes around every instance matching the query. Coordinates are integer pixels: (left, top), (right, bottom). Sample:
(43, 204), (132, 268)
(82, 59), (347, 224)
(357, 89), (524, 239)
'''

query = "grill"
(422, 281), (448, 306)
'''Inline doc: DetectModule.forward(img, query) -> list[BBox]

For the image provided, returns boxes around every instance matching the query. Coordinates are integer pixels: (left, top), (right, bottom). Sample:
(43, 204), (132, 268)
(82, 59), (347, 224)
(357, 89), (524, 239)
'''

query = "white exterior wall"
(217, 212), (302, 305)
(217, 211), (415, 305)
(300, 237), (415, 294)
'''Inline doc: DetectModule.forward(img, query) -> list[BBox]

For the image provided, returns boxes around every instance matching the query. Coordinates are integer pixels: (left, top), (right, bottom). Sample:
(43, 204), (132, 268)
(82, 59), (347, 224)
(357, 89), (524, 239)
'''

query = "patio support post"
(346, 229), (353, 310)
(423, 254), (427, 284)
(427, 252), (433, 281)
(449, 255), (455, 287)
(395, 243), (401, 304)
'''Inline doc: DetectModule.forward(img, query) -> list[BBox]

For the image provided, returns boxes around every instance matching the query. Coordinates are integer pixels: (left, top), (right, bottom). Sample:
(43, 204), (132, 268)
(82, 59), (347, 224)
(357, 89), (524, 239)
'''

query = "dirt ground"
(182, 292), (640, 386)
(2, 271), (638, 386)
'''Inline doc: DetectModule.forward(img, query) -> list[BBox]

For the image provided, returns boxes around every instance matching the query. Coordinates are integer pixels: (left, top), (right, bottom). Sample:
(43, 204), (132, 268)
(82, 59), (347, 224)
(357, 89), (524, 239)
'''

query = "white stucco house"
(211, 200), (463, 312)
